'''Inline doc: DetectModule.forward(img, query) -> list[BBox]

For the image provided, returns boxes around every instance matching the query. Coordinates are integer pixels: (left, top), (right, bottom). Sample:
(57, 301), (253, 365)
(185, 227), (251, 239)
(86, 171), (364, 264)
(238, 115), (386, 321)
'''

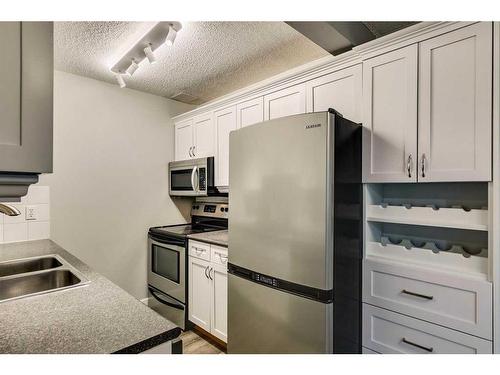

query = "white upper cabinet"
(193, 113), (216, 158)
(237, 97), (264, 128)
(362, 45), (418, 182)
(214, 106), (237, 187)
(418, 22), (492, 182)
(263, 84), (307, 121)
(306, 64), (362, 122)
(174, 118), (194, 161)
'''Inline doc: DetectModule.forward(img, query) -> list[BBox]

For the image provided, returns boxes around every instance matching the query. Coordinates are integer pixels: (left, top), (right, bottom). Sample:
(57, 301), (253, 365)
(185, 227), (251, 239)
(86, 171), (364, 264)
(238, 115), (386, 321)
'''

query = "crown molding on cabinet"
(172, 21), (477, 123)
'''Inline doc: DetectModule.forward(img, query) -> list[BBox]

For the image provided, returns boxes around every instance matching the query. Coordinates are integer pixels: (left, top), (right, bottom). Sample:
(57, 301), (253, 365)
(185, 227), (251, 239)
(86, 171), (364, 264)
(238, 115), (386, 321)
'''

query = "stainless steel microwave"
(168, 157), (216, 196)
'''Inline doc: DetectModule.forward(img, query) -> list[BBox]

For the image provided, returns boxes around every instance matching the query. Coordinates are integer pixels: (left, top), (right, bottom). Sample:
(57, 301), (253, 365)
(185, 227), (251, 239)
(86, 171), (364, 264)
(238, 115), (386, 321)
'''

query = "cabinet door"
(211, 263), (228, 342)
(0, 22), (53, 173)
(263, 84), (306, 121)
(174, 119), (194, 161)
(0, 23), (21, 155)
(236, 97), (264, 128)
(193, 113), (215, 158)
(306, 64), (362, 122)
(418, 22), (492, 182)
(188, 256), (212, 332)
(214, 106), (237, 187)
(362, 45), (418, 183)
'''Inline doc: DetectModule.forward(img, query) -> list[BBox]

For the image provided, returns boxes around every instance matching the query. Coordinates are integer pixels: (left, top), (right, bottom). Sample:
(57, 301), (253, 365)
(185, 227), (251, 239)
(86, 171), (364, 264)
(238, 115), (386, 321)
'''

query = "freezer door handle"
(228, 263), (333, 303)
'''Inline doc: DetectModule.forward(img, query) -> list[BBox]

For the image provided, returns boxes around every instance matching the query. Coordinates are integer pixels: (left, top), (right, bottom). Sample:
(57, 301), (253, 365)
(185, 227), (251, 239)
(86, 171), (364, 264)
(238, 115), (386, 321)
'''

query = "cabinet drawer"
(363, 258), (492, 339)
(363, 304), (492, 354)
(211, 245), (228, 266)
(189, 240), (211, 261)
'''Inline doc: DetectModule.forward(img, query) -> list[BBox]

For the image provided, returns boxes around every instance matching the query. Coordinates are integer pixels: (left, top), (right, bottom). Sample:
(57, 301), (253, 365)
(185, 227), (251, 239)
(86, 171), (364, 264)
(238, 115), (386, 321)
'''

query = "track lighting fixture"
(126, 60), (139, 76)
(115, 74), (126, 88)
(110, 22), (182, 87)
(144, 45), (157, 64)
(165, 25), (177, 46)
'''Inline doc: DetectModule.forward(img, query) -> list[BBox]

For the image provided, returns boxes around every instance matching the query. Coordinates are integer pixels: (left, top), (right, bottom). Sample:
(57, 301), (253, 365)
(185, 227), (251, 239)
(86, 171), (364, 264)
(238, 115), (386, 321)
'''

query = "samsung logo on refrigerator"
(305, 124), (321, 129)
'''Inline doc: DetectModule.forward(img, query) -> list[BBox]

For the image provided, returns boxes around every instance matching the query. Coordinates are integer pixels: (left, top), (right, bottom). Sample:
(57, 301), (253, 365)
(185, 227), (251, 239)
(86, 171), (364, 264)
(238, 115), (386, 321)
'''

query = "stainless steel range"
(147, 198), (228, 330)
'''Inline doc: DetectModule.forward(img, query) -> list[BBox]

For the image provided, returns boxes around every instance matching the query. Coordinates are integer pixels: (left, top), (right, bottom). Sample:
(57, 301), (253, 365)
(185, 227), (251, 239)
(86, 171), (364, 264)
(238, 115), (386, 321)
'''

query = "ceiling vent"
(170, 92), (204, 105)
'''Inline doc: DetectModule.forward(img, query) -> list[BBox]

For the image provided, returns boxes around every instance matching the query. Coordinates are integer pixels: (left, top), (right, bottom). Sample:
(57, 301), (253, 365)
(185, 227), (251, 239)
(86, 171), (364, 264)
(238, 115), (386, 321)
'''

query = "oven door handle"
(191, 166), (198, 192)
(148, 287), (184, 311)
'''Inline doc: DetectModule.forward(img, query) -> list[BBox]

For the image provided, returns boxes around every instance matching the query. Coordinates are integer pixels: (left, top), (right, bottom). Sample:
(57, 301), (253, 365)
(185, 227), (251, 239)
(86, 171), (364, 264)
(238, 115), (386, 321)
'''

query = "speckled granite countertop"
(188, 230), (228, 247)
(0, 240), (181, 354)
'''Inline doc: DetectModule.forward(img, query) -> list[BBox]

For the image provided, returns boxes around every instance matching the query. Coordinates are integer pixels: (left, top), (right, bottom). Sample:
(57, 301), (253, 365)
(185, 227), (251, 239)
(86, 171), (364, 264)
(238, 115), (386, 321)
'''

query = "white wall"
(40, 71), (194, 299)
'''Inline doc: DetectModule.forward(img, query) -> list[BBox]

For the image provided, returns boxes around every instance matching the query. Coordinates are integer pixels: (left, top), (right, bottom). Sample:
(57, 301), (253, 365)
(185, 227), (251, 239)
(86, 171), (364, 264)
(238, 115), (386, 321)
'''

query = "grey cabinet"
(0, 22), (53, 174)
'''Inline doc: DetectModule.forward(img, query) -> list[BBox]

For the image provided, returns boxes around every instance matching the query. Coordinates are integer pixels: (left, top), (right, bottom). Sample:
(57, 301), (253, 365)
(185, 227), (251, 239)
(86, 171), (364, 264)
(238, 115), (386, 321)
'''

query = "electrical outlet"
(25, 205), (37, 221)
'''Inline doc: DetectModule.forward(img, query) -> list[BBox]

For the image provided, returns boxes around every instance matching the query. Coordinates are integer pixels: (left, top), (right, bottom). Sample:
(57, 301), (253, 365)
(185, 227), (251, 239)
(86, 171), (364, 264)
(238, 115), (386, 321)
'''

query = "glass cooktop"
(149, 224), (218, 237)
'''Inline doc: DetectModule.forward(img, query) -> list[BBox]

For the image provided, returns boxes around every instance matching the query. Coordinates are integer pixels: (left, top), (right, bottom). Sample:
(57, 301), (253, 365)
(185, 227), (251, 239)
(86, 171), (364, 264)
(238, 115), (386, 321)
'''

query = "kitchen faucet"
(0, 203), (21, 216)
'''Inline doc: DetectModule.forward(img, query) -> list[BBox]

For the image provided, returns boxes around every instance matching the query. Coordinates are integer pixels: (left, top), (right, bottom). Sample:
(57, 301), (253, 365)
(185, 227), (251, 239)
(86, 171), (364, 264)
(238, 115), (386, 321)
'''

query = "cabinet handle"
(204, 266), (209, 279)
(421, 154), (426, 178)
(194, 247), (205, 254)
(406, 154), (412, 178)
(401, 289), (433, 300)
(188, 146), (193, 157)
(193, 146), (196, 157)
(209, 267), (214, 280)
(402, 338), (434, 353)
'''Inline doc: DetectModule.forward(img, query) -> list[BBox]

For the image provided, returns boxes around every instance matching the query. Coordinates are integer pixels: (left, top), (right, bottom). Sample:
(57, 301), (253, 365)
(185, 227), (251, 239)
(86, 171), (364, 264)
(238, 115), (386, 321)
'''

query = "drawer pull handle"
(402, 289), (433, 300)
(402, 338), (434, 353)
(194, 247), (206, 254)
(215, 252), (228, 263)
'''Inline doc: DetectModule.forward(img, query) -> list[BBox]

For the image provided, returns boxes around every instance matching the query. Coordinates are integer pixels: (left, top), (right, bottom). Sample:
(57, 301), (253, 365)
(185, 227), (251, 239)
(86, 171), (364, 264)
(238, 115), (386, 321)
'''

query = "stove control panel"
(191, 203), (228, 218)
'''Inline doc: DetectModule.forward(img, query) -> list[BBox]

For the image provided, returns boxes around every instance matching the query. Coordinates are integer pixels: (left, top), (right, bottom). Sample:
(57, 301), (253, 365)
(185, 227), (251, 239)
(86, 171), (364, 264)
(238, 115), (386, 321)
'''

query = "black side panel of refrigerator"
(332, 111), (363, 353)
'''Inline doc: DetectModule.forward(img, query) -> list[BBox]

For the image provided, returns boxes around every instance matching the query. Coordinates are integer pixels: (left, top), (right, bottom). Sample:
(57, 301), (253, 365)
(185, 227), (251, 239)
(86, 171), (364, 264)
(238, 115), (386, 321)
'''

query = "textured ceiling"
(54, 22), (329, 104)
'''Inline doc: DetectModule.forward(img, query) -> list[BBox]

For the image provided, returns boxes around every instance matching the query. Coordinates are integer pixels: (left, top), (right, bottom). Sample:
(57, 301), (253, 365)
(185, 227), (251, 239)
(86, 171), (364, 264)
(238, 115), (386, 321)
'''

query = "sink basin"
(0, 269), (82, 302)
(0, 256), (62, 277)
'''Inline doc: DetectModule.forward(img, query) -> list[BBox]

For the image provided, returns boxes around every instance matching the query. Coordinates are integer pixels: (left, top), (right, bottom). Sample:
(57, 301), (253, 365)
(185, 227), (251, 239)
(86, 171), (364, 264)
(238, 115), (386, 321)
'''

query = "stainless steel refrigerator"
(228, 109), (363, 354)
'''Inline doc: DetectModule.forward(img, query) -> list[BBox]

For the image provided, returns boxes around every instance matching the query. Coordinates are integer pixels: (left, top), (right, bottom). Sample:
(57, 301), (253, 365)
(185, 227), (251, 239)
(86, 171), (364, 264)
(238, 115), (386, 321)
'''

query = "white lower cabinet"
(363, 304), (492, 354)
(211, 263), (228, 342)
(188, 240), (228, 342)
(188, 256), (212, 332)
(363, 258), (492, 339)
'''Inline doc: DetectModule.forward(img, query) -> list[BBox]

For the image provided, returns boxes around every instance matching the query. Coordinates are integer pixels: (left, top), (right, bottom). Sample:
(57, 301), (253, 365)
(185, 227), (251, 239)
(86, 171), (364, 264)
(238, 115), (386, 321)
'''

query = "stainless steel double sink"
(0, 254), (89, 303)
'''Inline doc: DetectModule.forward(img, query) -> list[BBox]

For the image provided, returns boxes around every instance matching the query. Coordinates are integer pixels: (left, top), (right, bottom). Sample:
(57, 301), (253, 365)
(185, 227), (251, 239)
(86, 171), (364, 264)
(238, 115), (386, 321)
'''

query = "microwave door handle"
(191, 166), (198, 192)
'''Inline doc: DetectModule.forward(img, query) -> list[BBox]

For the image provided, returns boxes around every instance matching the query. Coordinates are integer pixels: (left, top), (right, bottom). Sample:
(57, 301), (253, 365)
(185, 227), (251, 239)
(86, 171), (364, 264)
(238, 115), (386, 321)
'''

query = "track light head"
(115, 74), (126, 88)
(165, 25), (177, 46)
(144, 45), (157, 64)
(126, 60), (139, 76)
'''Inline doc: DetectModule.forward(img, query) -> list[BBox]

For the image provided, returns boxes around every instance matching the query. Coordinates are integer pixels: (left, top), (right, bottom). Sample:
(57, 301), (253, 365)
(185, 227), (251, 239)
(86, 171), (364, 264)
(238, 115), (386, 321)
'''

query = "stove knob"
(220, 207), (224, 212)
(224, 207), (229, 212)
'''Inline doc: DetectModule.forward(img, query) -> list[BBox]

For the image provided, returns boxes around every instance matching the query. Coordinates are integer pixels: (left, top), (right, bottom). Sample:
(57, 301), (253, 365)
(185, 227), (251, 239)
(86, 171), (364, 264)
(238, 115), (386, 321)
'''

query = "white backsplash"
(0, 184), (50, 243)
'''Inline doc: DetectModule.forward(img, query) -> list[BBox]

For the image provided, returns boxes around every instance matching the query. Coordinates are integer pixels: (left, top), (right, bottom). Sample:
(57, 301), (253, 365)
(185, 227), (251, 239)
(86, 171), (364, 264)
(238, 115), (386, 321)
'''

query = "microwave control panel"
(198, 167), (206, 191)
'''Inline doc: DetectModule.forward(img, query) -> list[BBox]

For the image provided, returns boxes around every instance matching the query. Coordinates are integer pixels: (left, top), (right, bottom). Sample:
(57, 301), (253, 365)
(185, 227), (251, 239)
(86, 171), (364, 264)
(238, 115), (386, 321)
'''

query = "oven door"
(147, 236), (186, 304)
